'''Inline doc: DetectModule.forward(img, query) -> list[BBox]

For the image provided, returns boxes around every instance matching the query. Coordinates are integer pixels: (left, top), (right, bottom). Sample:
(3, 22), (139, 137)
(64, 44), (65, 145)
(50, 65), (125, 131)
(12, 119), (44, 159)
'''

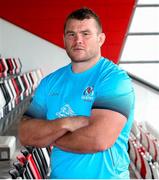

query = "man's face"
(64, 18), (105, 63)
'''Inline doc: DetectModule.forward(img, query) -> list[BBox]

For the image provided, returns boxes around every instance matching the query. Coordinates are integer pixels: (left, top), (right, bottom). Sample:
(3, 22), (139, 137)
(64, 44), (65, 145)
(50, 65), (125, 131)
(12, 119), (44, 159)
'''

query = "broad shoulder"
(36, 64), (70, 90)
(44, 64), (70, 81)
(98, 58), (133, 93)
(99, 58), (129, 80)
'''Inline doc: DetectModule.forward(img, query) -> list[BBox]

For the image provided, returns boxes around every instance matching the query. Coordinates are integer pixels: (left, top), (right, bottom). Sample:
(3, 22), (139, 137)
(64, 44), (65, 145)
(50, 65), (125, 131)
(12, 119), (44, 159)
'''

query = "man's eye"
(83, 32), (89, 36)
(68, 33), (75, 37)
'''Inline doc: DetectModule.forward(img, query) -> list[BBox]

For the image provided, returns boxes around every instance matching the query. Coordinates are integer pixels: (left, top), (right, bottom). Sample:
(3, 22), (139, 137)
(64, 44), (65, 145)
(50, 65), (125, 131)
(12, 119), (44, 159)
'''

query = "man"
(19, 7), (135, 179)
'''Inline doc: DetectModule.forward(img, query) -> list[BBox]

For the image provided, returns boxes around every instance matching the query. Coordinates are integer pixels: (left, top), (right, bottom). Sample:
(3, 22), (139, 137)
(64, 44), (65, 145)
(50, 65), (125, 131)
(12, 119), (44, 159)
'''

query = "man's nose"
(74, 34), (83, 43)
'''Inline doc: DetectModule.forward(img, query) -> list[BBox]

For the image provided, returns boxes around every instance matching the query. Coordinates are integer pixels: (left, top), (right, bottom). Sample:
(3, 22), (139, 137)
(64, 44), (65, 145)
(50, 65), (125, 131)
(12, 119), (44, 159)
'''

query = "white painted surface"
(120, 64), (159, 87)
(0, 18), (70, 77)
(132, 80), (159, 138)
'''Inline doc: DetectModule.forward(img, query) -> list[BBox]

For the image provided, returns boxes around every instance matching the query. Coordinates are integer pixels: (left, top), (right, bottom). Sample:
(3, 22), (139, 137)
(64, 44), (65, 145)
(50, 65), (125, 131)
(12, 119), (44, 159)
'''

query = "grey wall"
(0, 18), (70, 77)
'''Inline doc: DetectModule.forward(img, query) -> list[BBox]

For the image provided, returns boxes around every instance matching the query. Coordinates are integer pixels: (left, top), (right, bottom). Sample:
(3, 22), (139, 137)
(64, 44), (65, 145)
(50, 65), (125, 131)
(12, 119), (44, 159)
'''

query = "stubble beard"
(67, 51), (98, 64)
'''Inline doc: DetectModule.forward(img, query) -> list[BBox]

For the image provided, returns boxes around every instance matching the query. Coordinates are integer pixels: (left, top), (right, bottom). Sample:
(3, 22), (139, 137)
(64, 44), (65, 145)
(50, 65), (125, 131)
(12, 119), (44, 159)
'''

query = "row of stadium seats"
(0, 56), (43, 134)
(0, 56), (49, 179)
(131, 122), (159, 163)
(129, 122), (159, 179)
(0, 69), (43, 120)
(0, 94), (31, 135)
(0, 58), (22, 77)
(9, 146), (52, 179)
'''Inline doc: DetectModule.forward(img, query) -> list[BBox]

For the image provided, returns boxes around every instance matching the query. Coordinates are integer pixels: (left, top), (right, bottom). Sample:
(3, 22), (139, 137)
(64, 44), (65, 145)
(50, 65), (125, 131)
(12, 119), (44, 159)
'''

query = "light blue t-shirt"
(26, 57), (135, 179)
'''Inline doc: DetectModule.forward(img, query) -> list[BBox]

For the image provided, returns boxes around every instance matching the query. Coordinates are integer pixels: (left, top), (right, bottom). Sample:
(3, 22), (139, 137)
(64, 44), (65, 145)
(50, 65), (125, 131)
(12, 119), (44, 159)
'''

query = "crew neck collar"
(68, 57), (104, 76)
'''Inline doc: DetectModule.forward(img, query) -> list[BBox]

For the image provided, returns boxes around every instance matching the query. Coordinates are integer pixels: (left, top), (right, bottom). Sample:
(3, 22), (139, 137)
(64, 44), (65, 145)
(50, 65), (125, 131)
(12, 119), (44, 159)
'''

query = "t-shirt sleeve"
(25, 78), (47, 119)
(92, 68), (135, 118)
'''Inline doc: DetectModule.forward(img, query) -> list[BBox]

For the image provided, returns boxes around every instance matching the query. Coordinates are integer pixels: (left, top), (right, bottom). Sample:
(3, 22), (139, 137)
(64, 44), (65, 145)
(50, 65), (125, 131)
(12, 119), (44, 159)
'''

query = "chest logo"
(81, 86), (94, 102)
(56, 104), (76, 118)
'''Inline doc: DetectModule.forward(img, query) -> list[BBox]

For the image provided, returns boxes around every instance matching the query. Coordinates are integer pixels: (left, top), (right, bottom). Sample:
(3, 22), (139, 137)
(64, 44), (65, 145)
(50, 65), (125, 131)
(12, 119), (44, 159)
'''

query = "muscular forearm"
(18, 115), (89, 148)
(54, 109), (127, 153)
(54, 124), (102, 153)
(18, 116), (68, 147)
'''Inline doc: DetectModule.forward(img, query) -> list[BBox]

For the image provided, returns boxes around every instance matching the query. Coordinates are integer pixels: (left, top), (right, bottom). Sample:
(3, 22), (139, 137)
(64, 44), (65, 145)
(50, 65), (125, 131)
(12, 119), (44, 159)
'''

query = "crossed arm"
(18, 115), (89, 147)
(18, 109), (126, 153)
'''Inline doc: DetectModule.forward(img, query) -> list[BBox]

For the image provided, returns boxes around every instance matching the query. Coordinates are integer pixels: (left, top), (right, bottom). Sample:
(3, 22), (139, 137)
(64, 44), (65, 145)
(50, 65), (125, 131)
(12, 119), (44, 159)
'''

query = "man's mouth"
(73, 47), (84, 51)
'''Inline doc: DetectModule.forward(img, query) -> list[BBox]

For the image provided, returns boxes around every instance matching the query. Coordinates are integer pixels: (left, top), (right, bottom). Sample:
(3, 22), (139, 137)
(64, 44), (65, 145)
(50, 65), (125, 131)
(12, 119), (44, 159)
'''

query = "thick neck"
(71, 55), (101, 73)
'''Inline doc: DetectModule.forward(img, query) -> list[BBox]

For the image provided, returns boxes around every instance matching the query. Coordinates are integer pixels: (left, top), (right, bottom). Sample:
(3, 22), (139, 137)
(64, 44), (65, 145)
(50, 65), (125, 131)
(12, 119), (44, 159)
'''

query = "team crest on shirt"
(81, 86), (94, 102)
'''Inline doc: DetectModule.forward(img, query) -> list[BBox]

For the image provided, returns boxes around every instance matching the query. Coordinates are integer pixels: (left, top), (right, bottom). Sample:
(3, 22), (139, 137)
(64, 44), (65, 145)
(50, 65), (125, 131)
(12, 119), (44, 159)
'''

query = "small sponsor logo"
(81, 86), (94, 102)
(49, 92), (59, 96)
(56, 104), (76, 118)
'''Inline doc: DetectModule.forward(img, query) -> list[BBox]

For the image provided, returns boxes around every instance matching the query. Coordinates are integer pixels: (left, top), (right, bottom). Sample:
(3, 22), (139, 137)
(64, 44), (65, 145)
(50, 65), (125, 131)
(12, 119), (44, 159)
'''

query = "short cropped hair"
(64, 7), (102, 33)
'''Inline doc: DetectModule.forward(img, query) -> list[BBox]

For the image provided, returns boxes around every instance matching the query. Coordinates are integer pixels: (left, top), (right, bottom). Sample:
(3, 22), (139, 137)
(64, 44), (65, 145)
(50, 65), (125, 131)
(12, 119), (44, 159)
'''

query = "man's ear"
(98, 33), (106, 47)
